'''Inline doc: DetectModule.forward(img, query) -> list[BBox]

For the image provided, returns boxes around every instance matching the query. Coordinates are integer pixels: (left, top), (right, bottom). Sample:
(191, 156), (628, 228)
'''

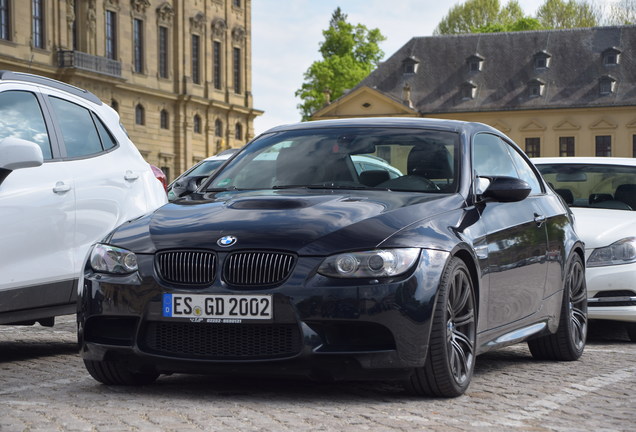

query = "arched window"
(215, 119), (223, 137)
(235, 122), (242, 140)
(160, 109), (169, 129)
(135, 104), (145, 125)
(193, 114), (202, 134)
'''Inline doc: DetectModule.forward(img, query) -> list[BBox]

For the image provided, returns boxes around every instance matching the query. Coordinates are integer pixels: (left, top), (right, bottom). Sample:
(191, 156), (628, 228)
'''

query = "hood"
(109, 189), (463, 255)
(571, 207), (636, 249)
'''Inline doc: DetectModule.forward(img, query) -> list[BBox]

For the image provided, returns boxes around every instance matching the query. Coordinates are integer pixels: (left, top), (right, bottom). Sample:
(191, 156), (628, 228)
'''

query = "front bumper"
(586, 260), (636, 323)
(78, 249), (449, 380)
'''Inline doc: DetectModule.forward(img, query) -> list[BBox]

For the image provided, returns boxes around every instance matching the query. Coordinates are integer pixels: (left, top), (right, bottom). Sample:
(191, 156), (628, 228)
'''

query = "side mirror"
(170, 175), (207, 199)
(481, 176), (531, 203)
(0, 137), (44, 186)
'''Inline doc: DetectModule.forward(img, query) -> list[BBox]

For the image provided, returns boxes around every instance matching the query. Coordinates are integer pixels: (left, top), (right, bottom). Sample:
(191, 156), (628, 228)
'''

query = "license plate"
(162, 293), (272, 321)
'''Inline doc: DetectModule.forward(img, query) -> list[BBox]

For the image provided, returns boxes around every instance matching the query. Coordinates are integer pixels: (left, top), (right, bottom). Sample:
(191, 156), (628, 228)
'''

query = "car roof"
(0, 70), (102, 105)
(261, 117), (499, 135)
(532, 157), (636, 167)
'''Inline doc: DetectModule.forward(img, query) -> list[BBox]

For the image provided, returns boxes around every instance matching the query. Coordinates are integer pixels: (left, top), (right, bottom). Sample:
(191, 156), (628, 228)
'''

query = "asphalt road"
(0, 315), (634, 432)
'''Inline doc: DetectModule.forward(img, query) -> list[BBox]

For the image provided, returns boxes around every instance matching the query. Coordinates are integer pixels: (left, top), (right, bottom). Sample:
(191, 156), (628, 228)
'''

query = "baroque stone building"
(313, 26), (636, 159)
(0, 0), (262, 181)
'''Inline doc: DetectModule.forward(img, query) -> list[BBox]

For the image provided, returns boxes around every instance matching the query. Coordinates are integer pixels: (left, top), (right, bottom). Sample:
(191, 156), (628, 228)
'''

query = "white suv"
(0, 71), (167, 326)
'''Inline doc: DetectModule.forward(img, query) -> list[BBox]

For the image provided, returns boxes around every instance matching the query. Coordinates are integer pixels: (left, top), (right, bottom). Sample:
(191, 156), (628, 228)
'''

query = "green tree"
(536, 0), (599, 28)
(295, 8), (385, 121)
(434, 0), (525, 34)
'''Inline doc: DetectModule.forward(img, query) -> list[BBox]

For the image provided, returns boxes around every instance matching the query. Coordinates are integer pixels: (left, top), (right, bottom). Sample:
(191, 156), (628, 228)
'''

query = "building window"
(595, 135), (611, 157)
(603, 48), (620, 65)
(525, 137), (541, 157)
(133, 18), (144, 73)
(528, 80), (544, 98)
(193, 114), (201, 134)
(191, 34), (200, 84)
(160, 109), (169, 129)
(235, 122), (242, 140)
(215, 119), (223, 137)
(111, 99), (119, 112)
(105, 10), (117, 60)
(135, 104), (145, 125)
(599, 76), (616, 95)
(633, 135), (636, 158)
(158, 26), (168, 79)
(213, 41), (222, 89)
(160, 166), (171, 183)
(559, 137), (575, 157)
(402, 56), (420, 74)
(32, 0), (44, 49)
(233, 0), (241, 7)
(461, 82), (476, 100)
(1, 0), (10, 41)
(233, 47), (241, 94)
(534, 51), (551, 69)
(467, 54), (483, 72)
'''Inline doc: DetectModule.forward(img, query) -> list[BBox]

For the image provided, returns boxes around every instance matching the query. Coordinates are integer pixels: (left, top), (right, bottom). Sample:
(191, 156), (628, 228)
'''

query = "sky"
(250, 0), (549, 136)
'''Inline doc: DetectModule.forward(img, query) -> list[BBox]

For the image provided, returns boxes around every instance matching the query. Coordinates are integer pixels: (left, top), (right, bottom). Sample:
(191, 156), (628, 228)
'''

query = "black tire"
(84, 359), (159, 386)
(406, 257), (476, 397)
(626, 323), (636, 342)
(528, 253), (587, 361)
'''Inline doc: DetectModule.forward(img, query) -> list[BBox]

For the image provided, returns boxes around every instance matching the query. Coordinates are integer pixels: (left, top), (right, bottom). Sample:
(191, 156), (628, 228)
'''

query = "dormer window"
(534, 51), (551, 69)
(467, 54), (484, 72)
(402, 56), (420, 74)
(461, 81), (476, 100)
(603, 47), (621, 65)
(528, 79), (544, 97)
(599, 75), (616, 94)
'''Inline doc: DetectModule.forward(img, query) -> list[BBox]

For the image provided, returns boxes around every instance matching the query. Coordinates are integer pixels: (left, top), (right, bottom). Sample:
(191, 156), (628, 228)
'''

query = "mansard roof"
(356, 25), (636, 114)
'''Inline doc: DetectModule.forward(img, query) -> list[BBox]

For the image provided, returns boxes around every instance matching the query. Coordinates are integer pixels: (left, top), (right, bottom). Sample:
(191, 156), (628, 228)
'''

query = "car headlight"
(90, 243), (138, 274)
(587, 237), (636, 267)
(318, 248), (420, 278)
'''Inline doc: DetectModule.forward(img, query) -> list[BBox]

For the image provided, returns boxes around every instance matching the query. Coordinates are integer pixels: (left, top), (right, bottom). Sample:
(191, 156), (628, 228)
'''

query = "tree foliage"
(434, 0), (525, 34)
(436, 0), (602, 34)
(605, 0), (636, 24)
(295, 8), (385, 121)
(536, 0), (598, 29)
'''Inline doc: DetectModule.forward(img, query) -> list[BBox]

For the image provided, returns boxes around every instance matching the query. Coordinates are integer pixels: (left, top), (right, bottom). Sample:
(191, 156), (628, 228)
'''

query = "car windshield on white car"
(538, 163), (636, 211)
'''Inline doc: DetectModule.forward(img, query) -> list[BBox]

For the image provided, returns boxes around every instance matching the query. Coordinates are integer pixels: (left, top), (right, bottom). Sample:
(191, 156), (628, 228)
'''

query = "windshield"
(206, 127), (459, 193)
(188, 159), (226, 177)
(536, 163), (636, 211)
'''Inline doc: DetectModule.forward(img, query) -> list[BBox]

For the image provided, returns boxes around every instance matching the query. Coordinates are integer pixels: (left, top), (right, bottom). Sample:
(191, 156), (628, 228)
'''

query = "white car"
(0, 71), (167, 327)
(534, 157), (636, 341)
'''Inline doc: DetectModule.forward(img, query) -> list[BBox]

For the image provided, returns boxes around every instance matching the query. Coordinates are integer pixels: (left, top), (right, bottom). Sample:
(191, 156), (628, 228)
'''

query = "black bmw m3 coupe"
(78, 118), (587, 397)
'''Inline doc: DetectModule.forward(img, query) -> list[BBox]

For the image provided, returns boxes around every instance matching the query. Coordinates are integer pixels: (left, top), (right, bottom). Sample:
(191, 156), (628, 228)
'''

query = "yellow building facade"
(313, 27), (636, 159)
(0, 0), (262, 181)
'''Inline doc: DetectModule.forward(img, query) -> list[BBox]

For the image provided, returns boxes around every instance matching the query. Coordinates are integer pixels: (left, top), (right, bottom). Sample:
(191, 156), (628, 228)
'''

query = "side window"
(0, 90), (53, 159)
(507, 144), (543, 194)
(49, 96), (103, 158)
(473, 133), (517, 178)
(92, 113), (117, 150)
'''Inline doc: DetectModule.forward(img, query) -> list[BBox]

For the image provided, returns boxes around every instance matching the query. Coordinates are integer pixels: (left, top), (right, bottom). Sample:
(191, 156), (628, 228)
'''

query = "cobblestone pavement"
(0, 315), (634, 432)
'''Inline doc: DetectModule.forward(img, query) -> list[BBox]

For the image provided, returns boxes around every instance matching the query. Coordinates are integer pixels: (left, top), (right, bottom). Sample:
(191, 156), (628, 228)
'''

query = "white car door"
(43, 90), (152, 271)
(0, 87), (77, 311)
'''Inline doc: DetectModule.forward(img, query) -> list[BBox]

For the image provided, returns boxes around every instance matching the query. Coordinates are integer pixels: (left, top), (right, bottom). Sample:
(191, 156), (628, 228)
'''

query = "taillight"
(150, 165), (167, 192)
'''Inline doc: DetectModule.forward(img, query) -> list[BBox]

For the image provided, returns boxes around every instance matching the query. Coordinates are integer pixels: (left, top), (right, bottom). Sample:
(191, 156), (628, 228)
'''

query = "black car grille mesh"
(156, 250), (216, 285)
(142, 322), (302, 360)
(224, 252), (295, 286)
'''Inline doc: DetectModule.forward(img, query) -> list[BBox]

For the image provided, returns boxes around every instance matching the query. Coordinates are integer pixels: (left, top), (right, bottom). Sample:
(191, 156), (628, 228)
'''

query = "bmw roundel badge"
(217, 235), (237, 247)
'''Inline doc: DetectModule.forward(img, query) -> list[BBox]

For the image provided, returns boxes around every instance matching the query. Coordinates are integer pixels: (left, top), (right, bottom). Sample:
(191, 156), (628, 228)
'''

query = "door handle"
(534, 213), (546, 227)
(53, 181), (71, 193)
(124, 170), (139, 181)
